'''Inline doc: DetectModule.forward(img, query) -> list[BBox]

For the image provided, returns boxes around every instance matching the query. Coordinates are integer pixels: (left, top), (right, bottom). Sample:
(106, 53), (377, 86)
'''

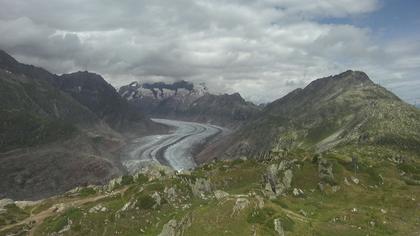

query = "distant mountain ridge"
(119, 81), (261, 127)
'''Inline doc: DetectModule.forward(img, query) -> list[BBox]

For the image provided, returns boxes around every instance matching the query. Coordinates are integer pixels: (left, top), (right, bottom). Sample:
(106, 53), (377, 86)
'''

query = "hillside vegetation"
(221, 71), (420, 160)
(1, 149), (419, 235)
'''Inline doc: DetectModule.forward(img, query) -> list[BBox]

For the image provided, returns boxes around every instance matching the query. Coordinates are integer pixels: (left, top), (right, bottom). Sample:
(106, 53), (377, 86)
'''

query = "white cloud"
(0, 0), (418, 104)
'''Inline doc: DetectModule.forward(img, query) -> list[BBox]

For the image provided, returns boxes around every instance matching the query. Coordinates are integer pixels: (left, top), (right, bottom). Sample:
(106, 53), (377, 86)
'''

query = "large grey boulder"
(189, 178), (212, 199)
(318, 158), (334, 183)
(158, 213), (192, 236)
(263, 161), (294, 198)
(274, 218), (285, 236)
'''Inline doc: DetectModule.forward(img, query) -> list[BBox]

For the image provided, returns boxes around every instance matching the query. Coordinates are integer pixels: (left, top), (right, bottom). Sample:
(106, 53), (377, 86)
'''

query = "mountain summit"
(218, 70), (420, 158)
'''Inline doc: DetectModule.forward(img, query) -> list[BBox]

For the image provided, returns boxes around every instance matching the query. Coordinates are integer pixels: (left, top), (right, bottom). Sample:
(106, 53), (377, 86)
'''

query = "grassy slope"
(1, 147), (419, 235)
(223, 71), (420, 158)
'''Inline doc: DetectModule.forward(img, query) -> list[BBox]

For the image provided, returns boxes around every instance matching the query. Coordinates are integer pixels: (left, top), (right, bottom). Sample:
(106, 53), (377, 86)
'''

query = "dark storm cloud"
(0, 0), (418, 103)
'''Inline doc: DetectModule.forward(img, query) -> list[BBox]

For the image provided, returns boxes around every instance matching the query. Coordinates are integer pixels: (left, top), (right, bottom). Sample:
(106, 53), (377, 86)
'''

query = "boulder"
(350, 176), (360, 184)
(262, 161), (294, 198)
(164, 187), (178, 202)
(318, 158), (334, 183)
(274, 218), (285, 236)
(152, 192), (162, 208)
(89, 204), (107, 213)
(214, 190), (229, 200)
(231, 198), (250, 216)
(158, 213), (192, 236)
(189, 178), (212, 199)
(292, 188), (304, 197)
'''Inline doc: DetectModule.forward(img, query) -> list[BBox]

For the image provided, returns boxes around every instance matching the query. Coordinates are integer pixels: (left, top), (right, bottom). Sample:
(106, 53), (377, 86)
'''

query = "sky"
(0, 0), (419, 104)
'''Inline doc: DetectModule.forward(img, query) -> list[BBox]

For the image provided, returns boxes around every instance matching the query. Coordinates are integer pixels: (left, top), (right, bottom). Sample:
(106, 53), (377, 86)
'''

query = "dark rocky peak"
(58, 71), (125, 120)
(0, 49), (57, 83)
(0, 49), (19, 66)
(306, 70), (374, 91)
(218, 92), (246, 104)
(59, 71), (113, 91)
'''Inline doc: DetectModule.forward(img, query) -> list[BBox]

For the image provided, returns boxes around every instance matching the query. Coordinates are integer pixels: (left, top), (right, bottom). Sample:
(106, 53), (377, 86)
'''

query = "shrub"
(135, 174), (148, 184)
(79, 187), (96, 197)
(136, 194), (156, 210)
(121, 175), (134, 185)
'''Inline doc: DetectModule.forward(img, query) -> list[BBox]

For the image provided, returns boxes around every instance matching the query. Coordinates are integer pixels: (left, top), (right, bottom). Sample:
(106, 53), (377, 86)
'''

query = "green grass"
(4, 148), (419, 236)
(0, 204), (29, 226)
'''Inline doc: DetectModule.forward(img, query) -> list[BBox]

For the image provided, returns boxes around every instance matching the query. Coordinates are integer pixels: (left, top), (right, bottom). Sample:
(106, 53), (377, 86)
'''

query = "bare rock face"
(263, 161), (294, 198)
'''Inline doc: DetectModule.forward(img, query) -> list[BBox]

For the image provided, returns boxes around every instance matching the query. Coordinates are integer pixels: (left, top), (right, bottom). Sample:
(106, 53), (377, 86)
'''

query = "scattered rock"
(52, 203), (66, 213)
(158, 213), (192, 236)
(262, 161), (294, 198)
(159, 219), (178, 236)
(231, 198), (250, 217)
(299, 209), (308, 217)
(152, 192), (162, 208)
(120, 201), (132, 212)
(292, 188), (304, 197)
(273, 218), (285, 236)
(214, 190), (229, 200)
(164, 187), (178, 202)
(318, 182), (325, 192)
(0, 199), (14, 208)
(89, 204), (107, 213)
(344, 177), (351, 186)
(318, 158), (334, 183)
(58, 219), (72, 234)
(107, 177), (123, 191)
(255, 195), (265, 209)
(350, 176), (360, 185)
(331, 185), (341, 193)
(14, 200), (41, 209)
(135, 163), (176, 181)
(189, 178), (212, 199)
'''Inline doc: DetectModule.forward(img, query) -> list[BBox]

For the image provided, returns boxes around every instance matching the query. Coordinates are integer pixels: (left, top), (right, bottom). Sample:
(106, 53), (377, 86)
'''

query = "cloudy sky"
(0, 0), (419, 104)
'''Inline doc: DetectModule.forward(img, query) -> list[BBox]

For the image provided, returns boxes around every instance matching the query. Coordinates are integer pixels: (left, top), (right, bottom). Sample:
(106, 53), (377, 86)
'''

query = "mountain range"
(0, 50), (161, 200)
(118, 81), (261, 127)
(1, 49), (420, 235)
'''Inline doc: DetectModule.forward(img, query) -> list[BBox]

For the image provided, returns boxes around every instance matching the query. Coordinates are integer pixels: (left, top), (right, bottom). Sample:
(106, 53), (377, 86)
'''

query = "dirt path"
(0, 187), (128, 235)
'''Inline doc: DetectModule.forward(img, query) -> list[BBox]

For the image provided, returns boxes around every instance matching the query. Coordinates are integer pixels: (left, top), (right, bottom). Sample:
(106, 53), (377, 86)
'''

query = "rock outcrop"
(158, 213), (193, 236)
(262, 160), (294, 198)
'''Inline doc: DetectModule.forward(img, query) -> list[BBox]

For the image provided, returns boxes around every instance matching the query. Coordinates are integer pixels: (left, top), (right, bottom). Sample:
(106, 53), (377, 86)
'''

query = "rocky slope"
(0, 52), (96, 152)
(1, 152), (419, 235)
(119, 81), (260, 127)
(0, 50), (160, 200)
(217, 70), (420, 159)
(58, 72), (161, 134)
